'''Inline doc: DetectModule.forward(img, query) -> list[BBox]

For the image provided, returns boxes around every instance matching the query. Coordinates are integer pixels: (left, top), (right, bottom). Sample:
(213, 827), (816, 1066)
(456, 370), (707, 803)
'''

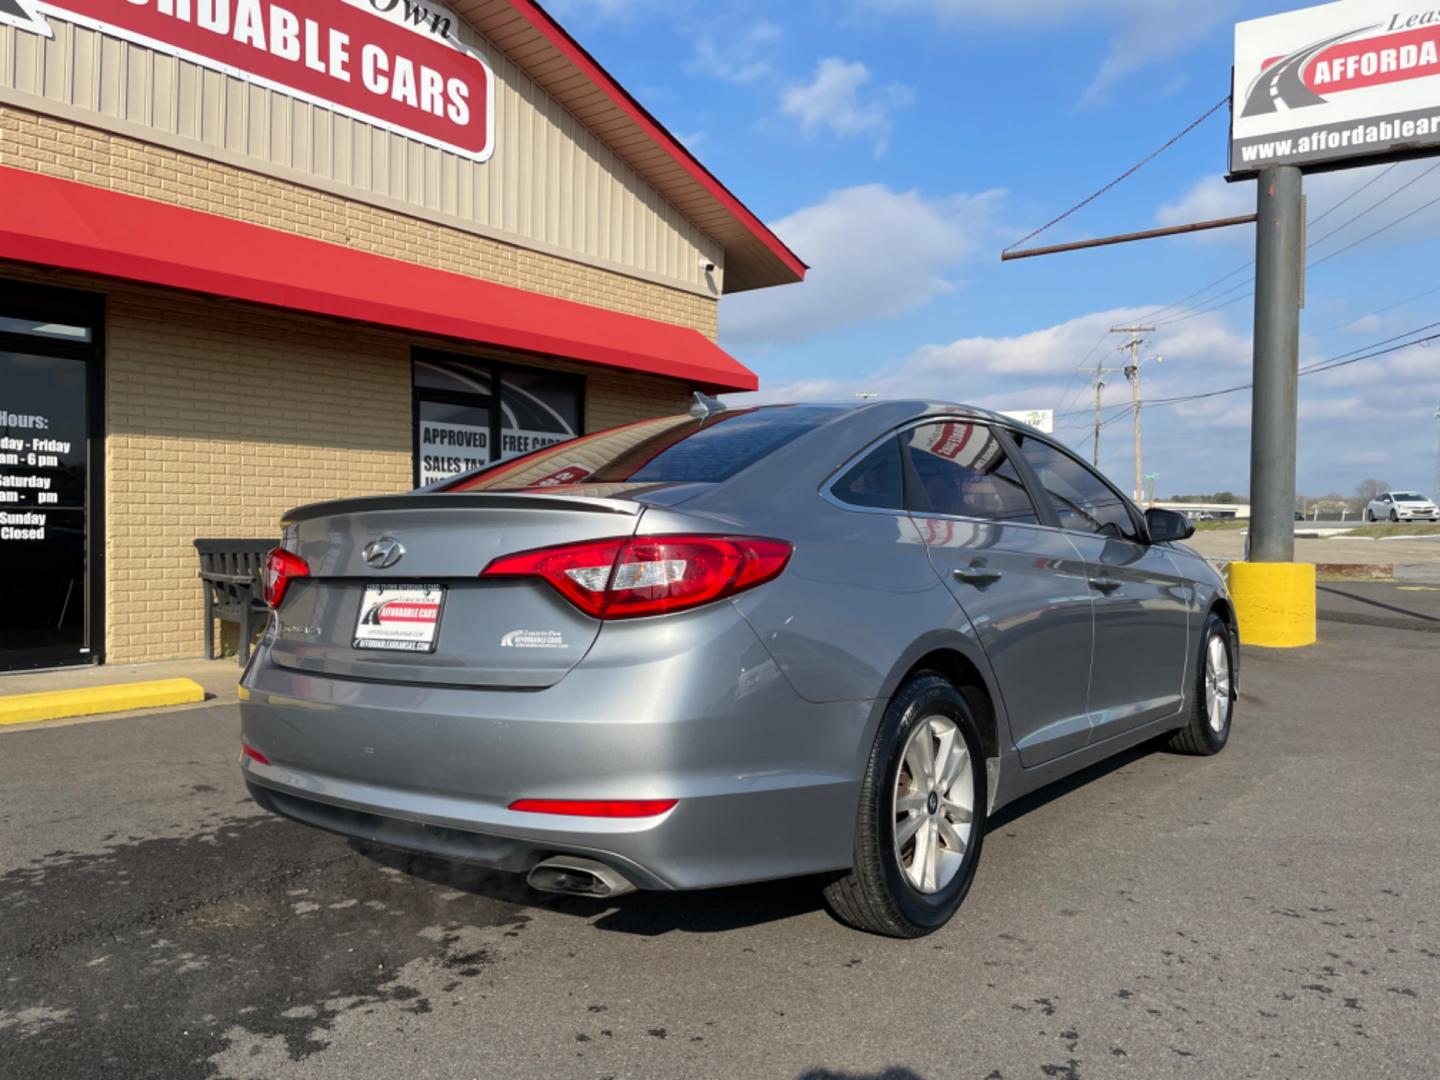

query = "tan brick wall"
(102, 287), (414, 662)
(0, 105), (719, 341)
(2, 267), (694, 663)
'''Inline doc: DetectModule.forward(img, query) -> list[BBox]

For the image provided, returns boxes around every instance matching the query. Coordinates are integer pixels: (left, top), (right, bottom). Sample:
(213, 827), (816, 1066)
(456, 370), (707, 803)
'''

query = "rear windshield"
(443, 406), (839, 492)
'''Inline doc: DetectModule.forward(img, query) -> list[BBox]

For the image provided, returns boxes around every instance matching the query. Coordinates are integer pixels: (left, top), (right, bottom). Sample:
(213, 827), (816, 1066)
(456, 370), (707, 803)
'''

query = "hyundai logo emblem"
(362, 537), (405, 569)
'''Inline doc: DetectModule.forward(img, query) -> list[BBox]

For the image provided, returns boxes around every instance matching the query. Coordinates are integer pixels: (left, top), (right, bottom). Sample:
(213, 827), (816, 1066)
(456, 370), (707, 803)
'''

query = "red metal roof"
(455, 0), (806, 294)
(0, 167), (758, 393)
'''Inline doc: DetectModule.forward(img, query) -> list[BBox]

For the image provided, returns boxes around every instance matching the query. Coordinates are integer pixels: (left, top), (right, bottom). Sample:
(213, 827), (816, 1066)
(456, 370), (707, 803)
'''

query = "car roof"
(746, 399), (1026, 428)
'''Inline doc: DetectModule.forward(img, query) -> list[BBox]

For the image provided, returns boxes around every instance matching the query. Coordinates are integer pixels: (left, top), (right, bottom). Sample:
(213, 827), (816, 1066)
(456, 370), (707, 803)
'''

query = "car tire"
(823, 673), (987, 938)
(1390, 511), (1399, 523)
(1365, 510), (1374, 522)
(1168, 611), (1234, 756)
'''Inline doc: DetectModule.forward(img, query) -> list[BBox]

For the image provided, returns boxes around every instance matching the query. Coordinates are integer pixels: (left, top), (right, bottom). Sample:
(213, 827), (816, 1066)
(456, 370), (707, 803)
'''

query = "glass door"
(0, 284), (104, 673)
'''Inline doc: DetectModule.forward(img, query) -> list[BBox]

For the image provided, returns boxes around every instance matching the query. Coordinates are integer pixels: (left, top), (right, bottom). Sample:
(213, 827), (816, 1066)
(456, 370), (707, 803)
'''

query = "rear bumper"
(239, 604), (874, 890)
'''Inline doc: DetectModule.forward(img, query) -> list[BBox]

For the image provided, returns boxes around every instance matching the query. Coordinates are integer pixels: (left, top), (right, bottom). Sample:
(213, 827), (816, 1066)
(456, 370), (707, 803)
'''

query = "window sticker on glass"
(524, 464), (593, 488)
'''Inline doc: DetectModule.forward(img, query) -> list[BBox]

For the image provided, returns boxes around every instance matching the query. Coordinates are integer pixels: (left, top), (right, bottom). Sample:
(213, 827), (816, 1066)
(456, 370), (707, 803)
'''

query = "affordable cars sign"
(0, 0), (494, 161)
(1233, 1), (1440, 175)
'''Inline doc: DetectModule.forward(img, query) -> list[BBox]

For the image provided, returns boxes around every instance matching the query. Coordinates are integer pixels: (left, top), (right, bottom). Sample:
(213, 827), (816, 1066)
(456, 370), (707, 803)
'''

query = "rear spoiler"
(281, 492), (643, 526)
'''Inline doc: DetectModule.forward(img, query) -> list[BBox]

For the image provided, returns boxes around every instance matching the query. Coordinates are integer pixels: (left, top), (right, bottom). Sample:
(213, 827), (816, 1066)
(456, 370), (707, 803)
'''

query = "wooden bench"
(195, 539), (276, 666)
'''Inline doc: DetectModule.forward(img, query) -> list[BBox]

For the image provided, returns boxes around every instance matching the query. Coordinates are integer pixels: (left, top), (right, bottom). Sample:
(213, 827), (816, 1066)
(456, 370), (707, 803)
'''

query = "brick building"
(0, 0), (804, 673)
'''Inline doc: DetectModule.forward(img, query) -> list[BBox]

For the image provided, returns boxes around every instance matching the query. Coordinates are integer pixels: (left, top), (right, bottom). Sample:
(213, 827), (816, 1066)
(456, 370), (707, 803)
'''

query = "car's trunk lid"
(267, 493), (644, 688)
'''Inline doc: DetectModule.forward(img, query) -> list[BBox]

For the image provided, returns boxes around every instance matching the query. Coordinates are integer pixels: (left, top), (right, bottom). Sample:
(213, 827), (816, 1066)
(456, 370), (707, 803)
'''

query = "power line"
(1154, 185), (1440, 327)
(1053, 330), (1114, 419)
(1305, 162), (1400, 229)
(1002, 95), (1229, 256)
(1136, 161), (1428, 328)
(1067, 319), (1440, 438)
(1134, 261), (1253, 324)
(1309, 188), (1440, 270)
(1127, 323), (1440, 416)
(1053, 300), (1440, 428)
(1312, 283), (1440, 336)
(1322, 318), (1440, 363)
(1304, 160), (1438, 253)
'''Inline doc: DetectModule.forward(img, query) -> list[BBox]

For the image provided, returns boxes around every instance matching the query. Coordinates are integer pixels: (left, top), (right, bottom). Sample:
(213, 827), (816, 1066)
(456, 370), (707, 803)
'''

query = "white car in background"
(1365, 491), (1440, 523)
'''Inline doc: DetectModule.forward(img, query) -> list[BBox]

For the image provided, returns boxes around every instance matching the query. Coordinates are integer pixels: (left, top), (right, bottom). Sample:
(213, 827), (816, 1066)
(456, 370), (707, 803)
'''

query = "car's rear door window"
(830, 437), (904, 511)
(1012, 434), (1139, 541)
(902, 421), (1038, 524)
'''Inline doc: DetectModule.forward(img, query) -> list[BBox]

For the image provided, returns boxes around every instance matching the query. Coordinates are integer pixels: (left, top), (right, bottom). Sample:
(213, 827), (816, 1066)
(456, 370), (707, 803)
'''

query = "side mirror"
(1145, 507), (1195, 543)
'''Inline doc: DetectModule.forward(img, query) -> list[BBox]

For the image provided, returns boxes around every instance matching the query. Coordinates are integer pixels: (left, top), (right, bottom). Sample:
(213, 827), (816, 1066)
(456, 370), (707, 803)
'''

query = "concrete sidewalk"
(0, 657), (242, 731)
(1186, 528), (1440, 567)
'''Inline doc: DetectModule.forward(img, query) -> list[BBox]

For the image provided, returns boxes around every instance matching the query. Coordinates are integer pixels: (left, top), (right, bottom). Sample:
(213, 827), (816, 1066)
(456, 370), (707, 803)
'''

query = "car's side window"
(830, 436), (905, 511)
(1013, 434), (1140, 542)
(902, 422), (1039, 525)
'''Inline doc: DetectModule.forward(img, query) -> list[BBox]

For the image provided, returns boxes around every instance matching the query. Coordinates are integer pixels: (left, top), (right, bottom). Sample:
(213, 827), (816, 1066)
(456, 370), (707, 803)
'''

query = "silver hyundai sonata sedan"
(240, 400), (1238, 937)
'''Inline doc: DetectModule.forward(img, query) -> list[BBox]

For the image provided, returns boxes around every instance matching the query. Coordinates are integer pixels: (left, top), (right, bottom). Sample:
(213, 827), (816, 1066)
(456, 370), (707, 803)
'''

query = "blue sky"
(550, 0), (1440, 500)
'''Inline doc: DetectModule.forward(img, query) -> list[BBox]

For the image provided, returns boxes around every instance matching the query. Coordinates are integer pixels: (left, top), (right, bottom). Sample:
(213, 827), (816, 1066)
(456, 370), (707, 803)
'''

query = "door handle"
(953, 566), (1003, 588)
(1088, 576), (1122, 594)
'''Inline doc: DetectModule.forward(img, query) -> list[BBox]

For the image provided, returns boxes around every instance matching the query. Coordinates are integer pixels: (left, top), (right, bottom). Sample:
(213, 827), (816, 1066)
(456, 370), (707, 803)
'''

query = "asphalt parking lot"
(3, 605), (1438, 1079)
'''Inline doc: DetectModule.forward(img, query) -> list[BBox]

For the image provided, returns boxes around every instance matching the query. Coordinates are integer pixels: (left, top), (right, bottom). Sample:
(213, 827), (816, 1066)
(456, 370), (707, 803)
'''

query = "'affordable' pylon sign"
(1232, 1), (1440, 175)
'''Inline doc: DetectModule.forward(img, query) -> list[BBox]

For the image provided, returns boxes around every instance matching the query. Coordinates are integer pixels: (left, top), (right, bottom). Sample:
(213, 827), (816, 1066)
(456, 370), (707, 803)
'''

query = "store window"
(0, 283), (105, 672)
(412, 350), (583, 487)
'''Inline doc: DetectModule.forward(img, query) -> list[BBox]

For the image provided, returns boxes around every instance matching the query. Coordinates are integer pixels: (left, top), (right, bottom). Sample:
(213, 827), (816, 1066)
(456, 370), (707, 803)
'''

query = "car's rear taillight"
(263, 547), (310, 608)
(480, 534), (791, 619)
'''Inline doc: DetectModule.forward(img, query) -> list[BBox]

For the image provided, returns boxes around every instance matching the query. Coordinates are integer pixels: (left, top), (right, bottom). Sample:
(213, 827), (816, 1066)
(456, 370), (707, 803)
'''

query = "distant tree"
(1166, 491), (1244, 504)
(1355, 478), (1390, 503)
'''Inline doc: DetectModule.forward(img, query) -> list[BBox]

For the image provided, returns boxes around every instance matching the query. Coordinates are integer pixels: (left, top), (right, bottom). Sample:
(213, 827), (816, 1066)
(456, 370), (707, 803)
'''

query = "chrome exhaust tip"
(527, 856), (636, 898)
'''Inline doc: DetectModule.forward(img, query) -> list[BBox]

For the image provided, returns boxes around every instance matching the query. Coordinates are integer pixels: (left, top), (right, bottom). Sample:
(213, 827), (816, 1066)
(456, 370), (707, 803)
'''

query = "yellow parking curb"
(1226, 561), (1317, 648)
(0, 678), (208, 726)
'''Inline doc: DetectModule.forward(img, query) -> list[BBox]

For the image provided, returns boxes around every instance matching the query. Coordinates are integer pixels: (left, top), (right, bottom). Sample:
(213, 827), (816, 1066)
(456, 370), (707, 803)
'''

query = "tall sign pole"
(1433, 404), (1440, 502)
(1248, 165), (1303, 564)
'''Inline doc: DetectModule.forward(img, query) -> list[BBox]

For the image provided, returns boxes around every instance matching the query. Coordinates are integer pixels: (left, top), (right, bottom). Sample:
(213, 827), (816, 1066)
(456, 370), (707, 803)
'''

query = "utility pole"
(1110, 326), (1154, 501)
(1087, 342), (1133, 468)
(1093, 359), (1105, 467)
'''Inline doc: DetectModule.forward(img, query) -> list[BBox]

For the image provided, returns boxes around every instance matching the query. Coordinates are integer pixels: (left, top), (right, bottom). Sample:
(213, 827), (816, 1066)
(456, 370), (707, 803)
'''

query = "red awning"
(0, 167), (758, 393)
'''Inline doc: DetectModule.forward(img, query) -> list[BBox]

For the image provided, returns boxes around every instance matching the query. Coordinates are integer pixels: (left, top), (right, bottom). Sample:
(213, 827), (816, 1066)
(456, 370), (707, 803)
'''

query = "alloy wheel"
(893, 715), (974, 894)
(1205, 632), (1232, 735)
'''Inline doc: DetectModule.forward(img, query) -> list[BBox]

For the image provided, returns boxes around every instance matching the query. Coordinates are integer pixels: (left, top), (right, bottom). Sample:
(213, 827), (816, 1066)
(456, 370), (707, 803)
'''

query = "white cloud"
(857, 0), (1238, 102)
(689, 19), (782, 84)
(732, 305), (1251, 406)
(1339, 313), (1383, 336)
(729, 296), (1437, 494)
(675, 130), (708, 153)
(542, 0), (671, 20)
(1150, 158), (1440, 286)
(780, 58), (915, 154)
(1156, 176), (1254, 229)
(720, 183), (1003, 345)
